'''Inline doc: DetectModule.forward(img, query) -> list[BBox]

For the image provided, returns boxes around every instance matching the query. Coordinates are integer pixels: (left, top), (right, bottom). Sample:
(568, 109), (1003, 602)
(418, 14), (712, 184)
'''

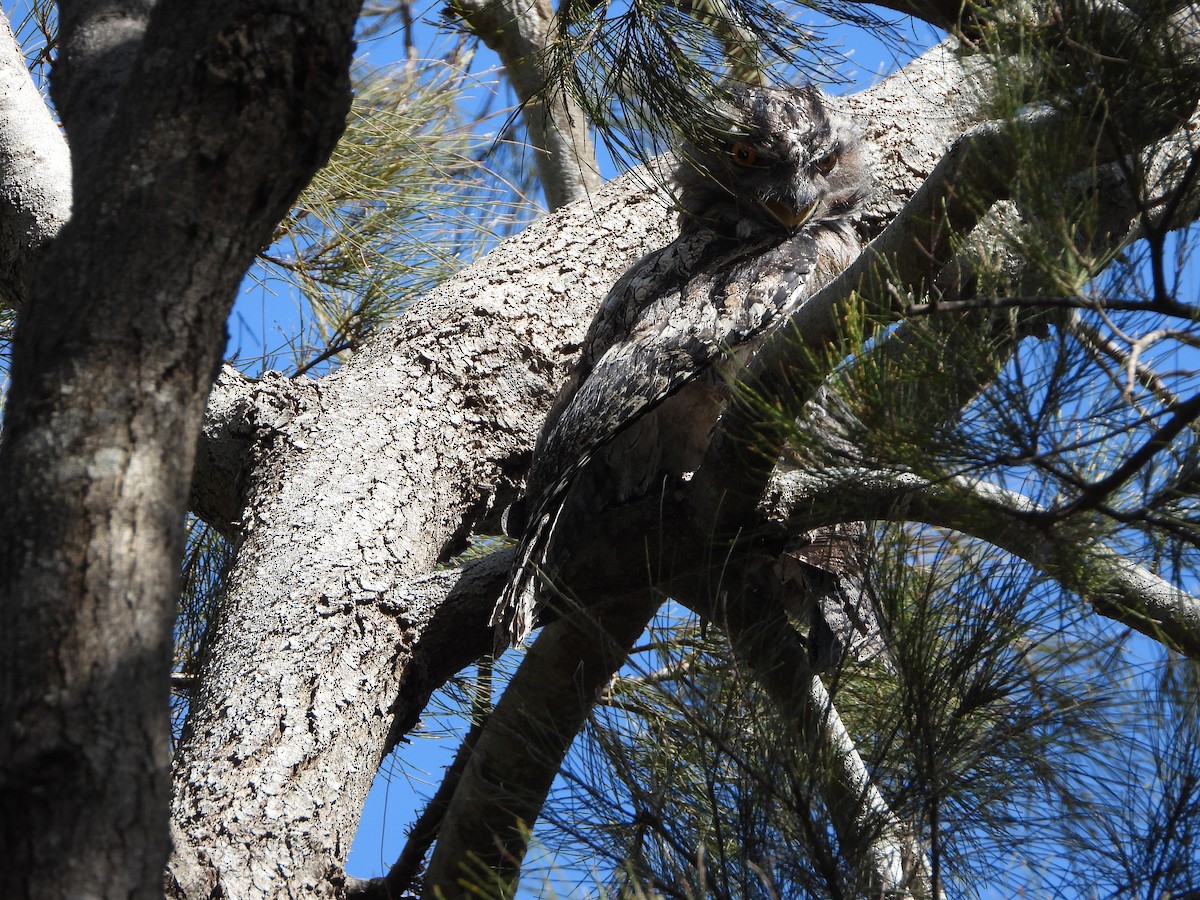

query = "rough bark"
(0, 3), (361, 897)
(53, 0), (155, 169)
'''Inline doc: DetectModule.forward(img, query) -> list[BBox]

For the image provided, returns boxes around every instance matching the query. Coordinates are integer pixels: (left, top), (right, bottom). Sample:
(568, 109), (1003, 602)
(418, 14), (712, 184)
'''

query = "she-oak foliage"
(1, 0), (1199, 897)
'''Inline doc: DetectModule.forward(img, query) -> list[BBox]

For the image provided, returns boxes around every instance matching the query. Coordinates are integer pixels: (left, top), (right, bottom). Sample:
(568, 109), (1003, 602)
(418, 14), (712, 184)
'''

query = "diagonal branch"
(769, 467), (1200, 658)
(421, 585), (664, 897)
(695, 546), (936, 897)
(1046, 390), (1200, 520)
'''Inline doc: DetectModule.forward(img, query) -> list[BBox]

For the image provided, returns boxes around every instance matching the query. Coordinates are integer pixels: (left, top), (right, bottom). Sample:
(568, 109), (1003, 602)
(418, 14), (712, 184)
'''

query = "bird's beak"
(760, 199), (816, 231)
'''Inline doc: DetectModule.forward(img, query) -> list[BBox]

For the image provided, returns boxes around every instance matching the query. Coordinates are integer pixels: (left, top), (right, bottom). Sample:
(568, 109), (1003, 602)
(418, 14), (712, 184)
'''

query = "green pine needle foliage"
(544, 0), (896, 168)
(249, 56), (534, 375)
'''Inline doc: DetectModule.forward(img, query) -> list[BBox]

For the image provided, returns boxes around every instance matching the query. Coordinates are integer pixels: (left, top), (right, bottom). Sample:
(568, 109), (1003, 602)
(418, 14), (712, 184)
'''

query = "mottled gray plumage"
(494, 85), (871, 647)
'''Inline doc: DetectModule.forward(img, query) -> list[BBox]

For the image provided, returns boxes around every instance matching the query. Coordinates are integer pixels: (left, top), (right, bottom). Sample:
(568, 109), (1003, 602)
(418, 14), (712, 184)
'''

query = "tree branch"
(675, 532), (936, 897)
(422, 586), (664, 897)
(189, 366), (305, 537)
(447, 0), (601, 209)
(730, 635), (933, 898)
(169, 172), (678, 897)
(769, 467), (1200, 658)
(348, 712), (488, 899)
(1047, 389), (1200, 520)
(0, 11), (70, 310)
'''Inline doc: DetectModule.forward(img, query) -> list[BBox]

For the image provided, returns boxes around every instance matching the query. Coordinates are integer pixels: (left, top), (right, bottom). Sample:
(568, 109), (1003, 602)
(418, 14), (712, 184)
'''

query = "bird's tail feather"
(491, 500), (567, 652)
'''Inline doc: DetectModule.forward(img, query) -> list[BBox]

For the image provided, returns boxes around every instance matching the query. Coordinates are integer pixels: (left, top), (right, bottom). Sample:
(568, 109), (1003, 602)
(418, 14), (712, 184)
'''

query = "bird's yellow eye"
(730, 141), (758, 167)
(814, 151), (838, 175)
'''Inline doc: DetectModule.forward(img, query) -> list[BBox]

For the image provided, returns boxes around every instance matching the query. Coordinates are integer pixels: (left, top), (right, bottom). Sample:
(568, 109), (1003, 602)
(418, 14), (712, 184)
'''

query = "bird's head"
(675, 85), (870, 240)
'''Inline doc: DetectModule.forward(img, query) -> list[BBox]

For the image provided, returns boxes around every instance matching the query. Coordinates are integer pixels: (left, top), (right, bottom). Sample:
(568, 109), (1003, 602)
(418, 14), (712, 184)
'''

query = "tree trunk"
(0, 3), (360, 896)
(448, 0), (602, 209)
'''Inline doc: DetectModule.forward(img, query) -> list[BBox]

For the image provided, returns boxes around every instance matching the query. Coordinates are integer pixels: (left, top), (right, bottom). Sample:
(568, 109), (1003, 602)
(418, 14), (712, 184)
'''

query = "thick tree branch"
(169, 172), (677, 898)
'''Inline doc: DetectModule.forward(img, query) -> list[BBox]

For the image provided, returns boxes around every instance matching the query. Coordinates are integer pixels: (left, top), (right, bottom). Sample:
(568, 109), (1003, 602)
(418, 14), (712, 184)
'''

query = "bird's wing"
(494, 229), (821, 646)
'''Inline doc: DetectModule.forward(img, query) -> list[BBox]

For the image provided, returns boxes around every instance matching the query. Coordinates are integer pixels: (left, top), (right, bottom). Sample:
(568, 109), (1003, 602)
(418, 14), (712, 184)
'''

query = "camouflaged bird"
(494, 84), (871, 646)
